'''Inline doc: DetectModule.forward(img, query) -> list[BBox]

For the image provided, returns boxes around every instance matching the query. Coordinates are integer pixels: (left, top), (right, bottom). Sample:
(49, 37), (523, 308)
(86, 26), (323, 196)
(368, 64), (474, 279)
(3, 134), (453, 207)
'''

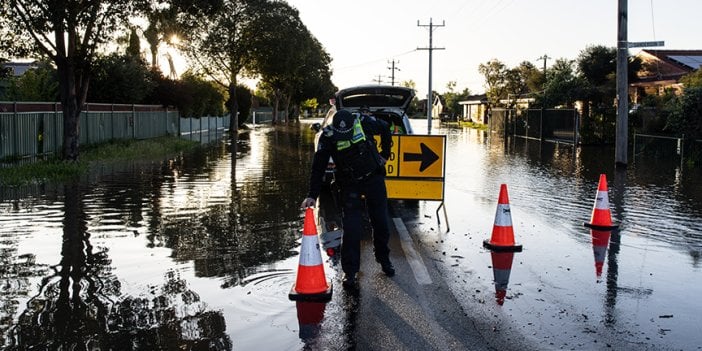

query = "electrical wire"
(335, 49), (418, 71)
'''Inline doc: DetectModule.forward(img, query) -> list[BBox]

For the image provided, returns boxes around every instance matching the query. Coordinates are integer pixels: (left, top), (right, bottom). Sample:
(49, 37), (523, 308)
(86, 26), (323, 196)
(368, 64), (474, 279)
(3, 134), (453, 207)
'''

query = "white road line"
(393, 217), (433, 285)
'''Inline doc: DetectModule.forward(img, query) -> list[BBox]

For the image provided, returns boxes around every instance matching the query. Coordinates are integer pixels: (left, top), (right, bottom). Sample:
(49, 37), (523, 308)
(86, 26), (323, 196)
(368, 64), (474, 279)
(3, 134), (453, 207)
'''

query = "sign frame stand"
(436, 201), (449, 232)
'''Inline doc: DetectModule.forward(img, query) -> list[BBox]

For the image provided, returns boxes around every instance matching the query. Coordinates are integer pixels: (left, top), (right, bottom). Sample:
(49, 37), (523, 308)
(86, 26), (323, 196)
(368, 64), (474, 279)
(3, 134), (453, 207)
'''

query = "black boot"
(376, 258), (395, 277)
(342, 272), (357, 289)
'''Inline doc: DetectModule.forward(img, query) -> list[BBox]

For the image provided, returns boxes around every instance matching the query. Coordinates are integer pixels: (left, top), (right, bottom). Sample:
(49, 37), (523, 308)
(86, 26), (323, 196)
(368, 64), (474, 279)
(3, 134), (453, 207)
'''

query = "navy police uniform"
(306, 109), (395, 286)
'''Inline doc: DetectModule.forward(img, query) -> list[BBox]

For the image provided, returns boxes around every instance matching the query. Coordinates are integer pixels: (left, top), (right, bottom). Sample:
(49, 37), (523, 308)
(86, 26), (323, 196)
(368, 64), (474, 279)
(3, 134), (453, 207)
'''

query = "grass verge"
(0, 137), (199, 186)
(458, 121), (489, 130)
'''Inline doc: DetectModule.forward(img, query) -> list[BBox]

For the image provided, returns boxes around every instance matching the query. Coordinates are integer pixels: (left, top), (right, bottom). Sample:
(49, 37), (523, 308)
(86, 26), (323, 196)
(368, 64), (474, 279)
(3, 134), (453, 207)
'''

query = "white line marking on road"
(393, 217), (433, 285)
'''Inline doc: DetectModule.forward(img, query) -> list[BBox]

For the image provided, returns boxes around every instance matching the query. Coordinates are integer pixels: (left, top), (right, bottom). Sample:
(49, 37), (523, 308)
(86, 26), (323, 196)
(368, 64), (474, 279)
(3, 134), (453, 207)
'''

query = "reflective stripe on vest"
(336, 117), (366, 150)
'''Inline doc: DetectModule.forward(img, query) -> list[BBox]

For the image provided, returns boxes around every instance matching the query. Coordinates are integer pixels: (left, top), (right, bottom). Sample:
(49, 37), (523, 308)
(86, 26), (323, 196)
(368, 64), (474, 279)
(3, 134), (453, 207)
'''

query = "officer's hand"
(300, 197), (316, 208)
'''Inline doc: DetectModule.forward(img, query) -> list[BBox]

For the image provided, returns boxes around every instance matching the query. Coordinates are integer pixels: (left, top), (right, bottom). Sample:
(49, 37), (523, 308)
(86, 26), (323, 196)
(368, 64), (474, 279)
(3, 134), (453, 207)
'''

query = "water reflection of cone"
(583, 174), (619, 230)
(591, 229), (611, 282)
(491, 251), (515, 305)
(483, 184), (523, 252)
(296, 301), (326, 340)
(289, 208), (333, 302)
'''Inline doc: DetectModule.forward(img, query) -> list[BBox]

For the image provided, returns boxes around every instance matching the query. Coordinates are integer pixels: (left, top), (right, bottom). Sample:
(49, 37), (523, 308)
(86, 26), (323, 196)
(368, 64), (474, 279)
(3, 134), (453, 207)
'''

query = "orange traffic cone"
(483, 184), (523, 252)
(491, 251), (515, 305)
(591, 229), (611, 282)
(289, 207), (333, 302)
(583, 174), (619, 230)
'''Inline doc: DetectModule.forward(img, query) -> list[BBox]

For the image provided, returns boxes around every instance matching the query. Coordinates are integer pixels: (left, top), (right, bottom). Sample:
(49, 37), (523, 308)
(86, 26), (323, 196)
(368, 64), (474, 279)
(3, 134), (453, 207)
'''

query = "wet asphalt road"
(313, 191), (535, 351)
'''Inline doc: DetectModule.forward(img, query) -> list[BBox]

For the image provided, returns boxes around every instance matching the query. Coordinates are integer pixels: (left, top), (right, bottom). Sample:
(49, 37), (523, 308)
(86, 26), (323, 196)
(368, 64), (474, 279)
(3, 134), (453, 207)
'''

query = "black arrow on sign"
(403, 143), (439, 172)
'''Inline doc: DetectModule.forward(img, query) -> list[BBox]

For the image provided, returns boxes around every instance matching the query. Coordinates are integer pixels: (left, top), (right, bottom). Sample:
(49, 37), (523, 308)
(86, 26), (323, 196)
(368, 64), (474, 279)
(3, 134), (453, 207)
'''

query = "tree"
(576, 45), (642, 115)
(234, 84), (252, 123)
(666, 86), (702, 139)
(246, 0), (334, 123)
(0, 58), (11, 80)
(401, 80), (416, 90)
(142, 70), (225, 118)
(680, 69), (702, 89)
(1, 0), (144, 160)
(88, 53), (155, 104)
(126, 26), (142, 59)
(5, 60), (58, 101)
(442, 81), (471, 118)
(542, 58), (585, 108)
(478, 59), (509, 107)
(179, 0), (256, 132)
(576, 45), (616, 114)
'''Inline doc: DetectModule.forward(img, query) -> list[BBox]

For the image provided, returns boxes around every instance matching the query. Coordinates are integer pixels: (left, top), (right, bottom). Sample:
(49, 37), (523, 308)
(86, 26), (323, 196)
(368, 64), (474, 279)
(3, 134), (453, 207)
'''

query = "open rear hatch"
(335, 85), (414, 113)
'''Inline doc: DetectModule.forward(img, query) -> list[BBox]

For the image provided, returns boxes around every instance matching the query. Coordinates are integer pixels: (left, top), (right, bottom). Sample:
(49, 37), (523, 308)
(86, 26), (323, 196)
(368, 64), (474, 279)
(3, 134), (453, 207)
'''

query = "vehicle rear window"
(341, 94), (407, 108)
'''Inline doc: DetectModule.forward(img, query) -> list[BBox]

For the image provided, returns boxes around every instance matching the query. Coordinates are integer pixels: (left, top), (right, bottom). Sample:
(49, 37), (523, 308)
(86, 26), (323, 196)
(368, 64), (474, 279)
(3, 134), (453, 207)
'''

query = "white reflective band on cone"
(595, 191), (610, 209)
(494, 204), (513, 226)
(299, 235), (323, 266)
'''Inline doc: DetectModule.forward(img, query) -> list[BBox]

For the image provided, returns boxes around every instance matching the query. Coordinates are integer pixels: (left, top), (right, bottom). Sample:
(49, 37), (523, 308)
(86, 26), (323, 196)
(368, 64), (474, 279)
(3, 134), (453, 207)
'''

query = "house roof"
(635, 49), (702, 82)
(432, 94), (446, 106)
(2, 61), (38, 76)
(458, 94), (488, 105)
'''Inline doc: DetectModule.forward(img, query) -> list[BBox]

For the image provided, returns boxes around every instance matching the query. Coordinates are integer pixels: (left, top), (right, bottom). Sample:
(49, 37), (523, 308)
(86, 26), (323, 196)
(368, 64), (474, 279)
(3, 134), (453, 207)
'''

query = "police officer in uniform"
(301, 108), (395, 289)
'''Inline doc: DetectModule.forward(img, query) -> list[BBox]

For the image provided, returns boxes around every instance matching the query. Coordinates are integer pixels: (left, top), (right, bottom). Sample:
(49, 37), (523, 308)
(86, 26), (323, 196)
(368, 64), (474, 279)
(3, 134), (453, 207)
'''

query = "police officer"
(301, 108), (395, 289)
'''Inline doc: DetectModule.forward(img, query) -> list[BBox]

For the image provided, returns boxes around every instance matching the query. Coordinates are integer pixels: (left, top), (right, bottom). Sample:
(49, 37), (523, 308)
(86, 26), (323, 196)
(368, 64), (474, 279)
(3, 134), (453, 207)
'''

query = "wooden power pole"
(615, 0), (628, 167)
(418, 18), (445, 135)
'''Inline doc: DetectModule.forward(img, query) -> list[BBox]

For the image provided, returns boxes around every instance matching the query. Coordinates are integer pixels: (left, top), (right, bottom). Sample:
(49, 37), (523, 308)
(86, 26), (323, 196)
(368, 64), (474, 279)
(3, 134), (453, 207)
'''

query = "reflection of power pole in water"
(604, 229), (621, 325)
(604, 171), (626, 324)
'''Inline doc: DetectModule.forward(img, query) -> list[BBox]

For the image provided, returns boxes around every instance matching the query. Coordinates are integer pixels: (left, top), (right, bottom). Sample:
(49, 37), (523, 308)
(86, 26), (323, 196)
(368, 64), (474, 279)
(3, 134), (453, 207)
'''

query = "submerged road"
(353, 202), (530, 350)
(313, 190), (536, 351)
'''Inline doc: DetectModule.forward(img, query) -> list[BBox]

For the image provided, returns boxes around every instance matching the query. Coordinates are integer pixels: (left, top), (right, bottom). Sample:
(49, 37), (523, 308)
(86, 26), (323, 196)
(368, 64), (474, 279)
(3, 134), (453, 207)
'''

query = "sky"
(283, 0), (702, 98)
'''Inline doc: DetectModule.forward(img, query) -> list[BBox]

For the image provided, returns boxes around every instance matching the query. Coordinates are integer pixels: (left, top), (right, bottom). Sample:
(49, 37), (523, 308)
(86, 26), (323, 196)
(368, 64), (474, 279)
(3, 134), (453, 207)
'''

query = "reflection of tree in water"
(0, 248), (49, 348)
(158, 126), (314, 286)
(106, 270), (231, 350)
(7, 181), (231, 350)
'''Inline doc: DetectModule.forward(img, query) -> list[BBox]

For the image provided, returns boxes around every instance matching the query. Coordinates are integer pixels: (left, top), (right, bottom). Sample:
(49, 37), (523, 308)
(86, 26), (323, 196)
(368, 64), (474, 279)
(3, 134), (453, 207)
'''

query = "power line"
(335, 49), (417, 71)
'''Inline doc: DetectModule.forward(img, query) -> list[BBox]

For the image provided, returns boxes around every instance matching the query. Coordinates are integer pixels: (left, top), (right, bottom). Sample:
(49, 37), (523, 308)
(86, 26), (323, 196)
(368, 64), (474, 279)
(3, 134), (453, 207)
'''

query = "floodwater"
(0, 119), (700, 350)
(409, 121), (702, 350)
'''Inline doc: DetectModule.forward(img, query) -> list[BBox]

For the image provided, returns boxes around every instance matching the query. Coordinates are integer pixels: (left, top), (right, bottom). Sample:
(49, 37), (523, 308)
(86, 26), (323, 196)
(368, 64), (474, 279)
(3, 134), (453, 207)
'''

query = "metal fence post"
(55, 102), (60, 154)
(132, 104), (136, 139)
(86, 103), (90, 145)
(539, 108), (544, 141)
(12, 102), (18, 158)
(111, 104), (115, 140)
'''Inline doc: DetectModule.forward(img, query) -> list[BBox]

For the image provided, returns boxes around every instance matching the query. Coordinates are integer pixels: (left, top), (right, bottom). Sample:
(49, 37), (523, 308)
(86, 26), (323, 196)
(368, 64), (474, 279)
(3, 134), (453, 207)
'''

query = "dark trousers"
(339, 173), (391, 274)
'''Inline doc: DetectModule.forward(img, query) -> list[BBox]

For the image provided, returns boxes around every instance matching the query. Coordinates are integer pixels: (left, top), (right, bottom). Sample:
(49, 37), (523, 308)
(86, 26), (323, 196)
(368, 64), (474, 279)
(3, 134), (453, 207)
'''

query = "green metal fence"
(0, 102), (180, 161)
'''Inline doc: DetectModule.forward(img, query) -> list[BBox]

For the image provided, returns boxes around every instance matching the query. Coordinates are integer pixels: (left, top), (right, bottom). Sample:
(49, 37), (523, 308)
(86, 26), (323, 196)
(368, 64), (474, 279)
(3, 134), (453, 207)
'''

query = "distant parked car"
(311, 85), (416, 184)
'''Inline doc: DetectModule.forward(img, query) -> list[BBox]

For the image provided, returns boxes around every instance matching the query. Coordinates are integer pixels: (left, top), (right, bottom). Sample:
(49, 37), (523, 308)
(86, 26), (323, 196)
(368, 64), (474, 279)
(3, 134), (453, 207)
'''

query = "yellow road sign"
(397, 136), (444, 178)
(385, 179), (444, 200)
(375, 134), (446, 200)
